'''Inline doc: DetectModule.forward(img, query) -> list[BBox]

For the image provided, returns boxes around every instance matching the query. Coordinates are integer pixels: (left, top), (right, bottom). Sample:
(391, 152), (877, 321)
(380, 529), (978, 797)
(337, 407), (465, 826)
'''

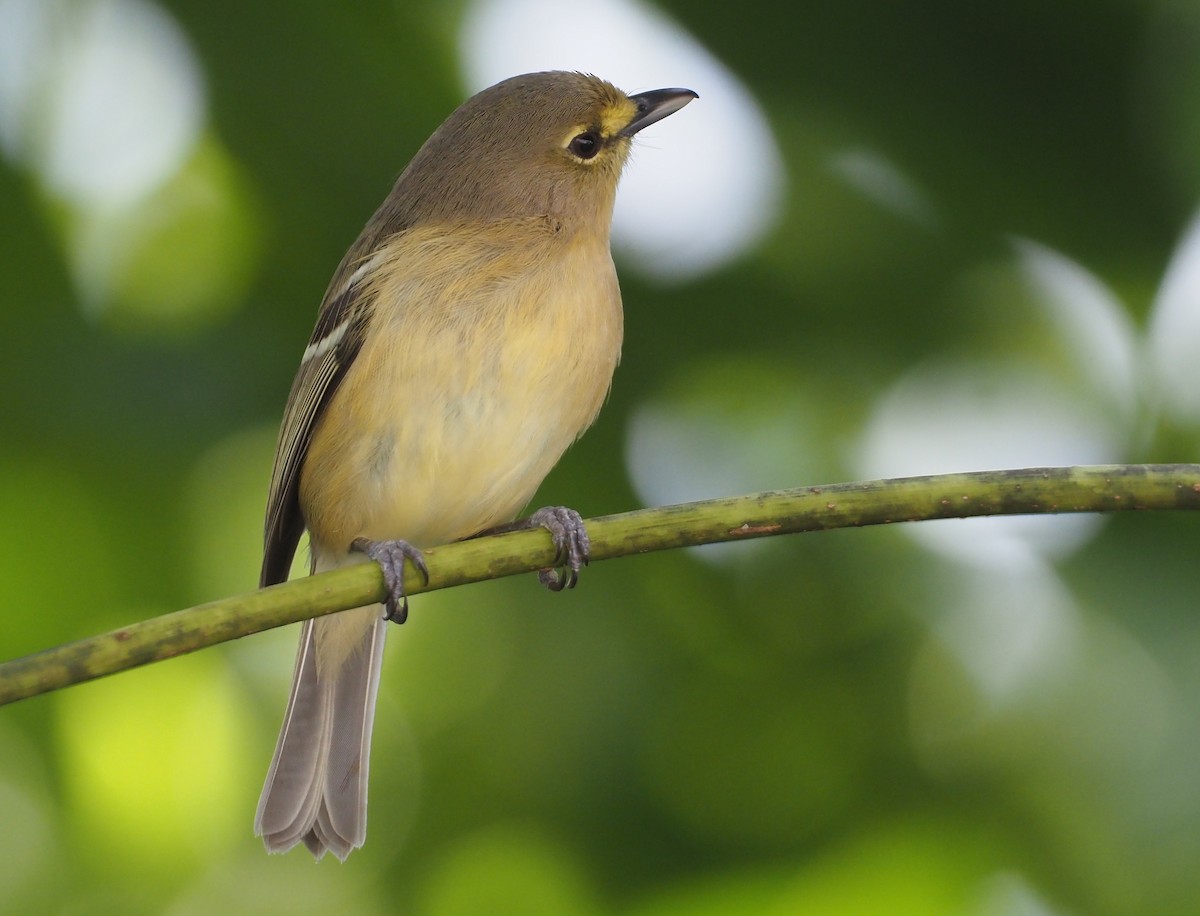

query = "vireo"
(254, 71), (696, 860)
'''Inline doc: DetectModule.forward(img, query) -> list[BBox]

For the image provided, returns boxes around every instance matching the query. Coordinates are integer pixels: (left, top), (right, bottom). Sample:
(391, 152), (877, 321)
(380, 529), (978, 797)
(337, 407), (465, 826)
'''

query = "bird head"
(391, 71), (697, 231)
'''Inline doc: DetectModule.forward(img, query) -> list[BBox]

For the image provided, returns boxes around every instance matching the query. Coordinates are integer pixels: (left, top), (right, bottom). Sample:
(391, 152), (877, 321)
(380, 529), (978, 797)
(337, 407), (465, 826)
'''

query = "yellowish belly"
(299, 222), (622, 554)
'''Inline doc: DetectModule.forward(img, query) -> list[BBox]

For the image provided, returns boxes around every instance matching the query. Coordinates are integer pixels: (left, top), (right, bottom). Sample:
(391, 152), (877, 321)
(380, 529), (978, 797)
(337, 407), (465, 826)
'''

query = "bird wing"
(260, 269), (375, 588)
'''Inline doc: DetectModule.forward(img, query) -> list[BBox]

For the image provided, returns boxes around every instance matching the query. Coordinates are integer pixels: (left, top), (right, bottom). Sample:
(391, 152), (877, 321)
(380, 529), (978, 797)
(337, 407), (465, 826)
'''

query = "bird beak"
(620, 87), (698, 137)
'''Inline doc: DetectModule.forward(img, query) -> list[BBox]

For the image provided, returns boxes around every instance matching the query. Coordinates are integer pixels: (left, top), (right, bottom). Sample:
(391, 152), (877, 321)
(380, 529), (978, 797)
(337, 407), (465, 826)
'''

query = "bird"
(253, 70), (696, 860)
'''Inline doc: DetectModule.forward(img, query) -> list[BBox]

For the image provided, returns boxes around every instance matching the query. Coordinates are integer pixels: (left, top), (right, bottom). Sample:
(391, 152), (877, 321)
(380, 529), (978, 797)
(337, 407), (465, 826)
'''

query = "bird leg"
(469, 506), (590, 592)
(350, 537), (430, 624)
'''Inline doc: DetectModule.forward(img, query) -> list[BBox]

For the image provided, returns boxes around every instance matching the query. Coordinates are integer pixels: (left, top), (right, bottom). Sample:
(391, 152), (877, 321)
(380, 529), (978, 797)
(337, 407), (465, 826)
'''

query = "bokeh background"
(3, 0), (1200, 913)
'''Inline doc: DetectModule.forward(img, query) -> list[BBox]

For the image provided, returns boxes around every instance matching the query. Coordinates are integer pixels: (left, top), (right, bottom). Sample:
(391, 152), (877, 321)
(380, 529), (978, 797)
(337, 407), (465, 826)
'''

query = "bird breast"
(299, 217), (624, 554)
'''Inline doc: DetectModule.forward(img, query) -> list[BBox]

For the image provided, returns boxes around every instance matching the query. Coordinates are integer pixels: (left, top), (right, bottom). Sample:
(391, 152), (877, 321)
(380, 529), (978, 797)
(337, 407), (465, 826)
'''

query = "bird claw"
(351, 537), (430, 624)
(528, 506), (589, 591)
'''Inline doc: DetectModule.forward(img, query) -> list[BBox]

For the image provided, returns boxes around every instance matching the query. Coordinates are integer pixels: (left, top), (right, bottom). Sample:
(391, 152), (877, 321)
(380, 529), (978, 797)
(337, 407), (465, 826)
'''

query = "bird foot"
(350, 537), (430, 624)
(527, 506), (590, 592)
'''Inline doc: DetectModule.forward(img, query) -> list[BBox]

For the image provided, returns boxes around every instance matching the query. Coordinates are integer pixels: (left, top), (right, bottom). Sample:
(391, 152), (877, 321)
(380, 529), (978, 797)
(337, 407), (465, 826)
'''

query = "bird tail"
(254, 603), (387, 861)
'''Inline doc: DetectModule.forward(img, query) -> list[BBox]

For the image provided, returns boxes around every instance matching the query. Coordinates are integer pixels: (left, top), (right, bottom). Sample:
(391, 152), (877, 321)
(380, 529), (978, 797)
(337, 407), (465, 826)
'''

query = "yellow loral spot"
(600, 98), (639, 137)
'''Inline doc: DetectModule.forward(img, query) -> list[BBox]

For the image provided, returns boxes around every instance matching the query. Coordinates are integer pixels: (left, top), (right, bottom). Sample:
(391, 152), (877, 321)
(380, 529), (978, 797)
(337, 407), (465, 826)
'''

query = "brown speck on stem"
(731, 523), (780, 537)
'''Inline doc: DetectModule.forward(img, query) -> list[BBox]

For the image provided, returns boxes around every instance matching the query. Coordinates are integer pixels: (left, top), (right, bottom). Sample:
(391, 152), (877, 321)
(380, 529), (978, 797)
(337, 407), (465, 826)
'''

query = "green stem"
(2, 464), (1197, 706)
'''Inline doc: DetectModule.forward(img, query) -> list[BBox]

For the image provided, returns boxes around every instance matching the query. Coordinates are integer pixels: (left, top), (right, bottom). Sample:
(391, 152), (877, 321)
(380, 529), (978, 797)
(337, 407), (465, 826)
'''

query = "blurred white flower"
(460, 0), (783, 279)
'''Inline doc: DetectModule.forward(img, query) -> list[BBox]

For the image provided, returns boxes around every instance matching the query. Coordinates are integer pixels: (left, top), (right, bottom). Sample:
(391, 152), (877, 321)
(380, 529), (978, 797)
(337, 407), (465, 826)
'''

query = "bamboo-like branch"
(2, 464), (1198, 706)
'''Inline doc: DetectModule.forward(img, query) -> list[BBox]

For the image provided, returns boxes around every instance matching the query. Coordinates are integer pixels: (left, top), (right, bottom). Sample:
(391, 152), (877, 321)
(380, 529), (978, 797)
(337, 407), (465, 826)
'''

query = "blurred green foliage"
(3, 1), (1200, 914)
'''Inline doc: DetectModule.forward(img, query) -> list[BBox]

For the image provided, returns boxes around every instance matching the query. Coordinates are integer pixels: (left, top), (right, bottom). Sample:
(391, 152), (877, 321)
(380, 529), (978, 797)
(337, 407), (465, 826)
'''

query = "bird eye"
(568, 131), (601, 160)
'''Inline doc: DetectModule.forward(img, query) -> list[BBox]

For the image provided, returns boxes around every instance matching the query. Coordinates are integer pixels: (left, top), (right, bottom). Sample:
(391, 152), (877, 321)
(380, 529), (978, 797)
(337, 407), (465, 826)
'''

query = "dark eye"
(568, 131), (601, 159)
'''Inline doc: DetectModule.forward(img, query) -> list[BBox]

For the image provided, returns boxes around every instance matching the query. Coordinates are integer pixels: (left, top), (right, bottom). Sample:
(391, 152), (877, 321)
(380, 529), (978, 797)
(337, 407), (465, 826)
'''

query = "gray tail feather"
(254, 613), (387, 861)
